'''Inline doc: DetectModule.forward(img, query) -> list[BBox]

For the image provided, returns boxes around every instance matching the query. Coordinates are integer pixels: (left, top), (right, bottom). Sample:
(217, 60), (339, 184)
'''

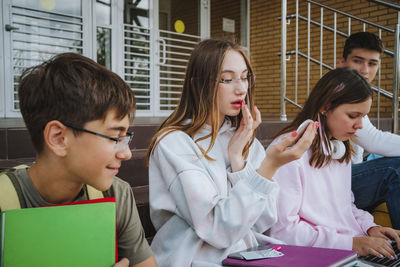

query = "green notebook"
(0, 200), (116, 267)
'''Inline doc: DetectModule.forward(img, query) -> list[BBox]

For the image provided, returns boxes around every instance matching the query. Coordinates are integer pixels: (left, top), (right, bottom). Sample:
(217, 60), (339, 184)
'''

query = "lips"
(231, 100), (242, 105)
(231, 99), (244, 109)
(107, 166), (120, 174)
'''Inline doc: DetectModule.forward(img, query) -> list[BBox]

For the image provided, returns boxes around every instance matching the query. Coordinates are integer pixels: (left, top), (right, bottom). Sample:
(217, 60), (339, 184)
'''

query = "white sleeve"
(354, 116), (400, 156)
(151, 133), (279, 249)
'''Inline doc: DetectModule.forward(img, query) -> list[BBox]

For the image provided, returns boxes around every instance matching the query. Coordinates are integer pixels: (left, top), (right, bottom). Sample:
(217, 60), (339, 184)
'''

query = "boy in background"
(338, 32), (400, 229)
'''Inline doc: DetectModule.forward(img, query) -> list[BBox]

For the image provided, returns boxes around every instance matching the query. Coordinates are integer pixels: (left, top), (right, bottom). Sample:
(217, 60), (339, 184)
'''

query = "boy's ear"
(338, 57), (346, 67)
(43, 120), (69, 157)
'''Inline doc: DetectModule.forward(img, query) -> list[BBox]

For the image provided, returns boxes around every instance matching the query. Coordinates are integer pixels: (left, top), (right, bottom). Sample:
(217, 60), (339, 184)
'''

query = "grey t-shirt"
(10, 168), (153, 265)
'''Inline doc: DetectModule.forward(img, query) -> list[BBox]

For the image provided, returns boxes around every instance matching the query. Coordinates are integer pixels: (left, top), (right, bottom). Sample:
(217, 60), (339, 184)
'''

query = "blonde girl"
(147, 39), (317, 266)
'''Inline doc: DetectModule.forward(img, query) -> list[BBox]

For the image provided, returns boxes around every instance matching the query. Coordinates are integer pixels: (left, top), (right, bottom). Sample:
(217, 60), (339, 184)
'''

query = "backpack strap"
(0, 164), (108, 210)
(86, 184), (105, 200)
(13, 164), (30, 170)
(0, 168), (27, 211)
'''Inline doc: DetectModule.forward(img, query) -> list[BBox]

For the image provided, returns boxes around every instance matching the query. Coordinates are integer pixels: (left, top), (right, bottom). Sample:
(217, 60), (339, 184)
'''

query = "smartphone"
(291, 119), (313, 145)
(296, 119), (313, 136)
(227, 244), (274, 259)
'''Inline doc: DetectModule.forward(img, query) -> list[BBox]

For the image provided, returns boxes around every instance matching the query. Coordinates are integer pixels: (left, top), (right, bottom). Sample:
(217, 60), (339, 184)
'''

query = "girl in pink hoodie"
(269, 67), (400, 259)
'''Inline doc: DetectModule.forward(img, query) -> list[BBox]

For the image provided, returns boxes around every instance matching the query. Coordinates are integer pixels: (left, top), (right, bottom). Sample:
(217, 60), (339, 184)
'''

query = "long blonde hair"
(146, 39), (256, 164)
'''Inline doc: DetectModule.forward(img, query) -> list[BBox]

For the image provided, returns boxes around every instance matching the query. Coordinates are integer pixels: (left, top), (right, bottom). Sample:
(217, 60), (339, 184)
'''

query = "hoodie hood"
(196, 119), (235, 139)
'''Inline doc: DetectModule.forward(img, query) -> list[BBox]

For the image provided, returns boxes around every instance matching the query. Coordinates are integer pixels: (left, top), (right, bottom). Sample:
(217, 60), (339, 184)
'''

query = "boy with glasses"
(338, 32), (400, 229)
(1, 53), (157, 267)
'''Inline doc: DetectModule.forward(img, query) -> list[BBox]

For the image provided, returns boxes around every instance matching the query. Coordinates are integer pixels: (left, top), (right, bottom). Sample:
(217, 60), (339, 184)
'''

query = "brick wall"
(250, 0), (399, 119)
(210, 0), (241, 43)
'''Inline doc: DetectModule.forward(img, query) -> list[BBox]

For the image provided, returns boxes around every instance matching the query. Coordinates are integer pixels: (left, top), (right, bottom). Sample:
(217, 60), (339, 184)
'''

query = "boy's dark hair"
(342, 32), (384, 59)
(18, 53), (136, 153)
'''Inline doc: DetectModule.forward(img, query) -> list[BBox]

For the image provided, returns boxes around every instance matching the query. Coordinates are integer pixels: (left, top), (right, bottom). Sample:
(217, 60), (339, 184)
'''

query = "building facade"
(1, 0), (399, 120)
(0, 0), (249, 118)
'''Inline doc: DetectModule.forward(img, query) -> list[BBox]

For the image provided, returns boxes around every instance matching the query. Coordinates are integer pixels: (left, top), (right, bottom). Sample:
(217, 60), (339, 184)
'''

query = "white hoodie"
(149, 120), (280, 267)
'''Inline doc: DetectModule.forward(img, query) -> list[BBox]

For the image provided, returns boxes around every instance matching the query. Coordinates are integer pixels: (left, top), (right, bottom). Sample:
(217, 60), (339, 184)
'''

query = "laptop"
(358, 240), (400, 267)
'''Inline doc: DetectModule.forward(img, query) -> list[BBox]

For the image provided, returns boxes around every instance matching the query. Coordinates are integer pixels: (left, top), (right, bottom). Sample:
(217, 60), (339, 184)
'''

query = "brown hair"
(18, 53), (136, 153)
(342, 32), (384, 59)
(146, 39), (255, 164)
(275, 68), (373, 168)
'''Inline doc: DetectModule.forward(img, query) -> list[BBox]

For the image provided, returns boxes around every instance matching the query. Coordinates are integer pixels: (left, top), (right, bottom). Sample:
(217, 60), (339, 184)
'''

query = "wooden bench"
(132, 185), (155, 243)
(373, 203), (392, 228)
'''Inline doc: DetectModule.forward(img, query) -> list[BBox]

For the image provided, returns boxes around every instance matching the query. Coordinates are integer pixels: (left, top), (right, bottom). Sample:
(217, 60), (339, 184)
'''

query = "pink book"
(222, 244), (358, 267)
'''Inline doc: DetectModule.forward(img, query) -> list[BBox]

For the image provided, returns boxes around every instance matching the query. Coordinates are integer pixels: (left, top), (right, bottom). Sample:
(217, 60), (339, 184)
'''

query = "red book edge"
(43, 197), (118, 263)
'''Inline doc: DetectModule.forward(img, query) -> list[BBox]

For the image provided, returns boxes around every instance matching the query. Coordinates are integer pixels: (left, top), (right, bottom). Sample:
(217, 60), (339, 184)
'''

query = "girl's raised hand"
(228, 103), (261, 172)
(258, 121), (318, 179)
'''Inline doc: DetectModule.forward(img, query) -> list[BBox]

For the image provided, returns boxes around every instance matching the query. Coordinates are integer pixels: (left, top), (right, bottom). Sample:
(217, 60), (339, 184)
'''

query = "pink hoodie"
(269, 144), (377, 250)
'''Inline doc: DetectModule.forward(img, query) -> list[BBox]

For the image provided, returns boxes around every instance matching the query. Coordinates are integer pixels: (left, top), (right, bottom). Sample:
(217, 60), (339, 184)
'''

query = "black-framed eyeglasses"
(219, 73), (255, 87)
(63, 123), (134, 151)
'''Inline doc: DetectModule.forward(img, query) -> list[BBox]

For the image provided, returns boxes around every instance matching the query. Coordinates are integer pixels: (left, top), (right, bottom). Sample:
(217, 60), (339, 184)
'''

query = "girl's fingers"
(384, 229), (400, 249)
(368, 236), (396, 259)
(370, 250), (383, 259)
(280, 122), (314, 148)
(242, 104), (253, 131)
(241, 103), (250, 127)
(369, 249), (384, 259)
(302, 122), (316, 137)
(380, 242), (396, 259)
(295, 122), (317, 146)
(281, 122), (317, 155)
(277, 130), (300, 150)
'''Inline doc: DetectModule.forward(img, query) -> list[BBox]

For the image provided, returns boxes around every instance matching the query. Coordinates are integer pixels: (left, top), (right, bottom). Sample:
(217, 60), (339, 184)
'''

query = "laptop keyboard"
(359, 241), (400, 267)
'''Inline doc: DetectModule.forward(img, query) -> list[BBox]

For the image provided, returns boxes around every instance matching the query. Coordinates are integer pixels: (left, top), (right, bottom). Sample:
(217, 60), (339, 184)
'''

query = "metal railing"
(280, 0), (400, 133)
(123, 24), (200, 115)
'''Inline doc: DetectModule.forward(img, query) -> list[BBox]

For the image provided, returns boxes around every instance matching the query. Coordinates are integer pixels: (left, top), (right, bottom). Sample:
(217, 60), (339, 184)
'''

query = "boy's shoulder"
(0, 165), (132, 211)
(1, 163), (32, 174)
(105, 176), (132, 198)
